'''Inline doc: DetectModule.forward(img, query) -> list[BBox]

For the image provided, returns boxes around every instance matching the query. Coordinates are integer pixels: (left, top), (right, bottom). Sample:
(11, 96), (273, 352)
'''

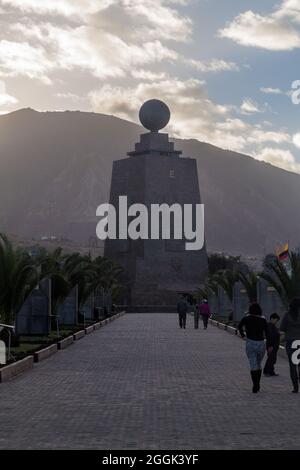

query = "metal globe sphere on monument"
(139, 99), (171, 133)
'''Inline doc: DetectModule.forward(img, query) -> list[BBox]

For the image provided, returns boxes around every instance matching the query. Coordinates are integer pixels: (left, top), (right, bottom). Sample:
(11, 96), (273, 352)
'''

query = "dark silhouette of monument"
(105, 99), (208, 308)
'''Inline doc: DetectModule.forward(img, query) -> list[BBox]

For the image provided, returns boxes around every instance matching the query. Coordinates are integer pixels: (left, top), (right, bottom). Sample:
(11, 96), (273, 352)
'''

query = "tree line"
(196, 252), (300, 307)
(0, 234), (122, 326)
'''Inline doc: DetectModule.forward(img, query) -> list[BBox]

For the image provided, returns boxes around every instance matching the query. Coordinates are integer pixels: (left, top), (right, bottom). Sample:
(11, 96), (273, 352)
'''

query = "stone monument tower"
(104, 99), (208, 308)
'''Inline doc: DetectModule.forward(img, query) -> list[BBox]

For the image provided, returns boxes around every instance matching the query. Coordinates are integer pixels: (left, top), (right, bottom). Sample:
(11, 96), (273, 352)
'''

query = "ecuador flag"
(276, 242), (289, 261)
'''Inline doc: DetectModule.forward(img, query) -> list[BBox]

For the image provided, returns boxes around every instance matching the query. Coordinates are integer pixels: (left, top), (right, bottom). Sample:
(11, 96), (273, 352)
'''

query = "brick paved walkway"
(0, 313), (299, 450)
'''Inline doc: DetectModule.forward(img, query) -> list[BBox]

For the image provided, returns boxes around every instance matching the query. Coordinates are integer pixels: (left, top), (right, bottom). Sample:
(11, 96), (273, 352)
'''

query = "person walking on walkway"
(280, 298), (300, 393)
(199, 299), (211, 330)
(263, 313), (281, 377)
(177, 295), (188, 329)
(193, 299), (200, 329)
(238, 303), (269, 393)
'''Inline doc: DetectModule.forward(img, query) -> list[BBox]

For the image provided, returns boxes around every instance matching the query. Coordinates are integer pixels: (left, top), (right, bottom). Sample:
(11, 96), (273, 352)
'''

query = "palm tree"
(89, 256), (123, 314)
(261, 252), (300, 306)
(38, 248), (71, 314)
(213, 269), (239, 304)
(64, 252), (99, 318)
(206, 277), (219, 298)
(194, 285), (208, 302)
(39, 249), (122, 319)
(238, 270), (258, 303)
(0, 233), (124, 334)
(63, 253), (123, 318)
(0, 234), (39, 325)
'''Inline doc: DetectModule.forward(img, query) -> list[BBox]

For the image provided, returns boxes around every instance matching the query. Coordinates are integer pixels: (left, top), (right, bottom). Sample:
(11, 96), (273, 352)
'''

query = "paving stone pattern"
(0, 314), (299, 450)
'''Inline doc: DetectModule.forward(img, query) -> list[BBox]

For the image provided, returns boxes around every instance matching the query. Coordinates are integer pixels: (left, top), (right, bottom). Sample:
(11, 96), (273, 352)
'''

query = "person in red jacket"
(199, 299), (211, 330)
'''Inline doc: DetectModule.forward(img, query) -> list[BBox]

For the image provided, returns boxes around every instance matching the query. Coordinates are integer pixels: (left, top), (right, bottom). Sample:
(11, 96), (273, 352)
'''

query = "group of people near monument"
(177, 295), (211, 330)
(177, 295), (300, 394)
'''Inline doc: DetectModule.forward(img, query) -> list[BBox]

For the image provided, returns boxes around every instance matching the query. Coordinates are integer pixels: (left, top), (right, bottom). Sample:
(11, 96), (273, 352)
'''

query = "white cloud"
(274, 0), (300, 23)
(131, 70), (168, 81)
(185, 58), (239, 73)
(216, 118), (248, 132)
(0, 40), (52, 84)
(240, 98), (263, 114)
(89, 78), (244, 149)
(2, 0), (192, 42)
(55, 92), (85, 101)
(121, 0), (192, 43)
(248, 130), (291, 145)
(0, 0), (237, 87)
(0, 80), (17, 106)
(89, 79), (291, 154)
(254, 147), (300, 173)
(260, 87), (284, 95)
(292, 132), (300, 148)
(0, 0), (114, 19)
(89, 79), (298, 169)
(219, 3), (300, 51)
(10, 22), (178, 80)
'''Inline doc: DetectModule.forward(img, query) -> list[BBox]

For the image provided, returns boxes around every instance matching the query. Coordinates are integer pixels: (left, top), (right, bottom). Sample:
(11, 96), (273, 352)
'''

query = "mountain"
(0, 108), (299, 257)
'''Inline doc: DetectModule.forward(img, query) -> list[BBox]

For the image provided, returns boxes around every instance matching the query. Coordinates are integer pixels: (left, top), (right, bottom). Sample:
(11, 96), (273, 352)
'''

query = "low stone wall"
(34, 344), (58, 363)
(0, 356), (34, 383)
(73, 330), (85, 341)
(210, 319), (238, 335)
(85, 325), (94, 335)
(57, 336), (74, 350)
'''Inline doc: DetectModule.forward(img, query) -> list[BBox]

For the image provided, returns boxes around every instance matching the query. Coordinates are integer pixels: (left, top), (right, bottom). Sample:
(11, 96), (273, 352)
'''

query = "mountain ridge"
(0, 108), (299, 257)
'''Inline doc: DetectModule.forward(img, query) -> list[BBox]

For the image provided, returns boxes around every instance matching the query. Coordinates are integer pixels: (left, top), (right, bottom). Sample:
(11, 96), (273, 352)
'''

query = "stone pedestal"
(233, 282), (249, 322)
(58, 285), (78, 326)
(258, 279), (285, 319)
(15, 279), (51, 336)
(81, 294), (94, 321)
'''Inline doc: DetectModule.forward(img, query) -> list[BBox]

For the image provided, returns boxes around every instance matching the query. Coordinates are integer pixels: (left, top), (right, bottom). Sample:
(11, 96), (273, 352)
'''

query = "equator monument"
(104, 99), (208, 310)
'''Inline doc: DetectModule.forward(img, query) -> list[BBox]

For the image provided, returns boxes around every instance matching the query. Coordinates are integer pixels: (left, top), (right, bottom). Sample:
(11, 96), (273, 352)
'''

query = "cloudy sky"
(1, 0), (300, 173)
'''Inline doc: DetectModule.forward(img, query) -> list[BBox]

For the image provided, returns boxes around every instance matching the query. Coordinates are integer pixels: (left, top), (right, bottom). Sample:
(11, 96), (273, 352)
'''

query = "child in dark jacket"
(263, 313), (281, 377)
